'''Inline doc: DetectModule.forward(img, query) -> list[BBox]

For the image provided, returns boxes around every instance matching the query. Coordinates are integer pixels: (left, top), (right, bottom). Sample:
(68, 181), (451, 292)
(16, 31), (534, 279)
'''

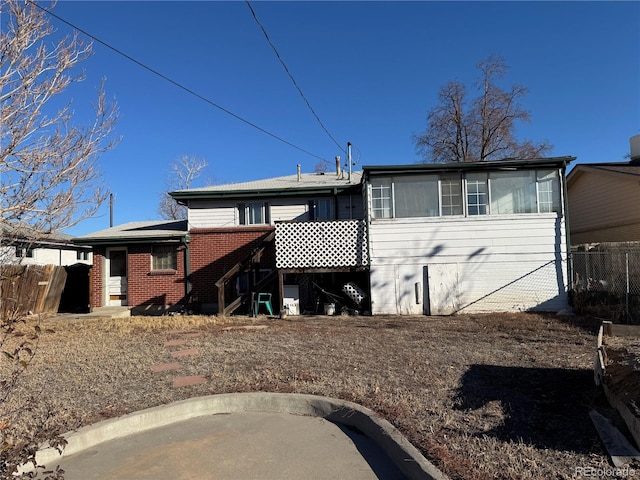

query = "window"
(371, 179), (392, 219)
(536, 169), (561, 213)
(238, 202), (270, 225)
(370, 168), (561, 219)
(152, 245), (177, 271)
(394, 175), (439, 218)
(439, 174), (463, 216)
(15, 245), (33, 258)
(466, 173), (488, 215)
(490, 171), (536, 214)
(77, 250), (90, 261)
(309, 199), (333, 221)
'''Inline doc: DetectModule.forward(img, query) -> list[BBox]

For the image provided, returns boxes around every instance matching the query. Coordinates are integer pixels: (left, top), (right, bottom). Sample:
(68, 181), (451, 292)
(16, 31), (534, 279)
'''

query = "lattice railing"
(275, 220), (368, 269)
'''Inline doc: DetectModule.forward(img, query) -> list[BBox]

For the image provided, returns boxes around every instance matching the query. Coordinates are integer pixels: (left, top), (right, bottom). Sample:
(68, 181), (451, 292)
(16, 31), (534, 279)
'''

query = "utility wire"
(29, 0), (329, 162)
(245, 0), (345, 154)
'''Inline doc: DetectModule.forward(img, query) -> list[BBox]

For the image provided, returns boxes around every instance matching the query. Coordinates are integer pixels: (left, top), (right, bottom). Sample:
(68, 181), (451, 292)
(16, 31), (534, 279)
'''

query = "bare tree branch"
(0, 0), (119, 239)
(158, 155), (209, 220)
(414, 56), (551, 163)
(0, 1), (119, 475)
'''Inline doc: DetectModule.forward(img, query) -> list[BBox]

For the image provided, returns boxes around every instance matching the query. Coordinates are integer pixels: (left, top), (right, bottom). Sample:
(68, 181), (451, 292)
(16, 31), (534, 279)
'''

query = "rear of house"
(364, 158), (574, 315)
(75, 220), (190, 315)
(170, 169), (366, 315)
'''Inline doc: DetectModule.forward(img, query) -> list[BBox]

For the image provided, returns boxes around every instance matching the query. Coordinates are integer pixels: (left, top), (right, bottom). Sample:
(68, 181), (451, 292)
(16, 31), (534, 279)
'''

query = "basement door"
(425, 264), (460, 315)
(106, 248), (128, 306)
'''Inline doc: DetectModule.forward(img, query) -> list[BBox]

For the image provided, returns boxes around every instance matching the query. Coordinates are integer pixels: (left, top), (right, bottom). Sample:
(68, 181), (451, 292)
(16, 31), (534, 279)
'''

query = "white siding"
(369, 214), (569, 315)
(188, 200), (237, 228)
(188, 195), (364, 228)
(271, 200), (309, 222)
(0, 246), (91, 266)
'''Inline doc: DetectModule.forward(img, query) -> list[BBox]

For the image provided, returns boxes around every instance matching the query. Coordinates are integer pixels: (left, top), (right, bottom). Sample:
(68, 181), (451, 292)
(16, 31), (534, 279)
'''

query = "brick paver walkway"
(150, 326), (267, 388)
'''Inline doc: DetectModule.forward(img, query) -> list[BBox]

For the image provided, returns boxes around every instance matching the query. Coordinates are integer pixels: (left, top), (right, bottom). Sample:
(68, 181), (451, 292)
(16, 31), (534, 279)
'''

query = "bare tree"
(414, 56), (551, 163)
(0, 0), (118, 476)
(158, 155), (209, 220)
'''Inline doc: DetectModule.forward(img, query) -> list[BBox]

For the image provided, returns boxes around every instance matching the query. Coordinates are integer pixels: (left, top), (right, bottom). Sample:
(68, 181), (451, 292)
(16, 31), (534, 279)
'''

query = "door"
(426, 264), (459, 315)
(106, 248), (128, 306)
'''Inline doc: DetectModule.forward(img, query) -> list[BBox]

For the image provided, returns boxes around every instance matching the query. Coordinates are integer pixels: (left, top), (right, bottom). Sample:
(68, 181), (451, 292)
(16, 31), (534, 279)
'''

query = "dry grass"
(3, 312), (631, 479)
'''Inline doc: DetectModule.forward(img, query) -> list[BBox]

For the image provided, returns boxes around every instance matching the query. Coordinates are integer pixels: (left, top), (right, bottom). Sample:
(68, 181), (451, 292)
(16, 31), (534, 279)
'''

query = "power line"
(28, 0), (329, 162)
(245, 0), (345, 154)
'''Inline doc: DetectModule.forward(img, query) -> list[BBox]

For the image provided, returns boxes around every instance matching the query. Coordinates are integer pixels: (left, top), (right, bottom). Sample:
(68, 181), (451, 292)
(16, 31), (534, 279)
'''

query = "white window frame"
(238, 202), (270, 225)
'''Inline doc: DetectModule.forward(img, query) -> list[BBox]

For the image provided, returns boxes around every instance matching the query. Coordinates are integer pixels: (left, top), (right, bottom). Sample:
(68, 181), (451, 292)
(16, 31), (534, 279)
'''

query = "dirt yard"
(3, 312), (632, 479)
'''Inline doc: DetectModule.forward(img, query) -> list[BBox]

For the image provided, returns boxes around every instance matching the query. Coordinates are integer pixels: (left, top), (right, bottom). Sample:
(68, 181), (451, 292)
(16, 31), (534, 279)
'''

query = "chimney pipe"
(297, 164), (301, 182)
(630, 135), (640, 164)
(335, 156), (341, 177)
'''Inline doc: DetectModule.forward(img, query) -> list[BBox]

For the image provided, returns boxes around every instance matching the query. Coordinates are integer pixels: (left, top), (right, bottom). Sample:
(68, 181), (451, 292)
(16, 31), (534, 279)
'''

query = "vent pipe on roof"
(109, 193), (114, 227)
(630, 135), (640, 164)
(297, 164), (301, 182)
(335, 156), (341, 177)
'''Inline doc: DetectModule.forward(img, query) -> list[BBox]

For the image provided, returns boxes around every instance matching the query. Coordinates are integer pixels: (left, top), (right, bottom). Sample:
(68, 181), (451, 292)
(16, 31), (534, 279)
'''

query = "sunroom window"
(439, 174), (463, 216)
(370, 168), (561, 219)
(371, 179), (392, 219)
(536, 169), (561, 213)
(490, 170), (537, 214)
(393, 175), (439, 218)
(466, 173), (488, 215)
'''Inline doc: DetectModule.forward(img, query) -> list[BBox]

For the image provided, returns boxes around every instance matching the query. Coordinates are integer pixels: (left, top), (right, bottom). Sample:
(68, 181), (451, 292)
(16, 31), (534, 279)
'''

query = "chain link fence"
(571, 247), (640, 323)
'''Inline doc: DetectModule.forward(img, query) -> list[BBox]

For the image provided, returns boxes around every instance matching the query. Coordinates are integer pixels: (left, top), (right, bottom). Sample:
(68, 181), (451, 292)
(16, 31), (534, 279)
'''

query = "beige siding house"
(567, 161), (640, 245)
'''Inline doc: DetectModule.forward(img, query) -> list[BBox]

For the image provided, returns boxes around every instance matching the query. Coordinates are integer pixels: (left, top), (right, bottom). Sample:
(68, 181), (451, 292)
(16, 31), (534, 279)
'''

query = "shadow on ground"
(454, 365), (608, 454)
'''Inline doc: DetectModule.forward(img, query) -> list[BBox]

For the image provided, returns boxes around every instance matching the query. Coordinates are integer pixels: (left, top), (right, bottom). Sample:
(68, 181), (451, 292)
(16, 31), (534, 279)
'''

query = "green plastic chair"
(255, 293), (273, 316)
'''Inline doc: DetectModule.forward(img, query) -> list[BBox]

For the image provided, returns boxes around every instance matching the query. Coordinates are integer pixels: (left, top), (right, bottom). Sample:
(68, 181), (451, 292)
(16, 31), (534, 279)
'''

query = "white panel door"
(427, 264), (459, 315)
(106, 248), (128, 306)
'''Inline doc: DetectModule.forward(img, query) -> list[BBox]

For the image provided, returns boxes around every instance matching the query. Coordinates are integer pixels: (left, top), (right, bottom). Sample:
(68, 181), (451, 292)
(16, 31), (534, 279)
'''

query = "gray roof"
(0, 222), (79, 245)
(73, 220), (188, 245)
(171, 172), (363, 201)
(567, 162), (640, 185)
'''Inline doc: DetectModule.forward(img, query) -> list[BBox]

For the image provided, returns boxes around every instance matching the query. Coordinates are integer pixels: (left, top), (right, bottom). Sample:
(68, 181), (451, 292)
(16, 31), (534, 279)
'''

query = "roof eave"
(170, 183), (362, 201)
(72, 235), (187, 246)
(363, 157), (576, 176)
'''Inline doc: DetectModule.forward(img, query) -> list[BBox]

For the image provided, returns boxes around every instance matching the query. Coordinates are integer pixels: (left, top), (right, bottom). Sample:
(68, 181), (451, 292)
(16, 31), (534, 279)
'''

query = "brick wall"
(90, 247), (104, 308)
(89, 244), (187, 311)
(189, 227), (276, 311)
(127, 244), (186, 310)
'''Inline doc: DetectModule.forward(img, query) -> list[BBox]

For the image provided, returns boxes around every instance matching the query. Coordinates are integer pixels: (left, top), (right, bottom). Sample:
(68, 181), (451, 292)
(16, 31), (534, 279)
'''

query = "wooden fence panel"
(0, 264), (67, 319)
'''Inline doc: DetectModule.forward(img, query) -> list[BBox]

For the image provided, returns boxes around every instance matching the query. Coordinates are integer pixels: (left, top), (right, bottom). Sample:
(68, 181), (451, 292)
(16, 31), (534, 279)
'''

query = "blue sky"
(37, 1), (640, 236)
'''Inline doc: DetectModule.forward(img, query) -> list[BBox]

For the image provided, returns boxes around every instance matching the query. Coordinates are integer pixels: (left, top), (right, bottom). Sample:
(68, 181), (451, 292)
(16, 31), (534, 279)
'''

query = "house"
(75, 156), (574, 316)
(74, 220), (189, 315)
(76, 166), (365, 315)
(0, 224), (92, 266)
(363, 157), (574, 315)
(170, 167), (366, 316)
(566, 136), (640, 246)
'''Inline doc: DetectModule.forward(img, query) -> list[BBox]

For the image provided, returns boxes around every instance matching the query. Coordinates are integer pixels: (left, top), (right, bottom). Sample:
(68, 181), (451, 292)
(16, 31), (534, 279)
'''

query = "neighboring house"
(363, 157), (574, 315)
(567, 137), (640, 245)
(75, 156), (575, 316)
(0, 224), (92, 266)
(75, 220), (189, 315)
